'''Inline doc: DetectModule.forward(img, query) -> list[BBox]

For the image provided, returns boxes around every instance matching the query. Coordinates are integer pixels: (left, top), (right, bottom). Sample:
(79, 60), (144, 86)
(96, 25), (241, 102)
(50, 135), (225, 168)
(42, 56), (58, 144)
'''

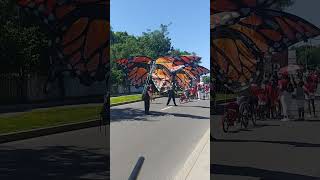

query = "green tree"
(202, 76), (210, 84)
(0, 1), (49, 101)
(137, 24), (172, 59)
(294, 45), (320, 68)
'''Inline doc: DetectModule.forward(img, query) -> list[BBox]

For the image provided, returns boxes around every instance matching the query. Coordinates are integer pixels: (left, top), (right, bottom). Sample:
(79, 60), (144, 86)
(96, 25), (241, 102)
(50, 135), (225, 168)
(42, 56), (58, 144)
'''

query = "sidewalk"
(186, 137), (210, 180)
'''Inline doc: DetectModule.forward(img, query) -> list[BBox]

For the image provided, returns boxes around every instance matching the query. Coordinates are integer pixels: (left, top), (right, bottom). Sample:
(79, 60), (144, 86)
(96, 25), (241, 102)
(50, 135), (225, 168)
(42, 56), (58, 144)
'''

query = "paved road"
(0, 126), (109, 180)
(111, 97), (209, 180)
(211, 113), (320, 179)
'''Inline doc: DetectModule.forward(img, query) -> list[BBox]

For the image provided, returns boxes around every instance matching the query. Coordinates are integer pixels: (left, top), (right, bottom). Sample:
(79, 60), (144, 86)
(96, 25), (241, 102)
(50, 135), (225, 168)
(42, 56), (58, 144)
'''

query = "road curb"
(111, 96), (162, 107)
(0, 95), (163, 143)
(215, 98), (236, 104)
(174, 128), (210, 180)
(0, 119), (106, 144)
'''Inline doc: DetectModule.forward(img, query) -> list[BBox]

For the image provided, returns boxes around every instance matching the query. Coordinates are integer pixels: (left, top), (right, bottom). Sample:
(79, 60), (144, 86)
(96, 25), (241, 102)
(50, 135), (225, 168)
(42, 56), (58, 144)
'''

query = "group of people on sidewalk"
(183, 83), (210, 100)
(249, 70), (319, 121)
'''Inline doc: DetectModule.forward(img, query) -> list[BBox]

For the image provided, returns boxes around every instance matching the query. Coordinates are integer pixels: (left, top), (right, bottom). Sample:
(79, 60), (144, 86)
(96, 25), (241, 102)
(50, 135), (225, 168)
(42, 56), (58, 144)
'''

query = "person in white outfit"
(279, 74), (289, 121)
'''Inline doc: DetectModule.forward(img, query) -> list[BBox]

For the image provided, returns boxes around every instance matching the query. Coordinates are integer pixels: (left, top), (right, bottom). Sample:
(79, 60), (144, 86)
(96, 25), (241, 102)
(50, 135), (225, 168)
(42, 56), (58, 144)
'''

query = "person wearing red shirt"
(304, 76), (316, 117)
(257, 84), (268, 120)
(265, 80), (273, 118)
(270, 80), (279, 119)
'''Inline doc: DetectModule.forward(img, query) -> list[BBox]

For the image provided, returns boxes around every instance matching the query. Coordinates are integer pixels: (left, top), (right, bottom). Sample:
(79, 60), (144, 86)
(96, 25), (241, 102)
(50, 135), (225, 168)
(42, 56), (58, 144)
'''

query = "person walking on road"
(167, 84), (177, 106)
(143, 85), (152, 115)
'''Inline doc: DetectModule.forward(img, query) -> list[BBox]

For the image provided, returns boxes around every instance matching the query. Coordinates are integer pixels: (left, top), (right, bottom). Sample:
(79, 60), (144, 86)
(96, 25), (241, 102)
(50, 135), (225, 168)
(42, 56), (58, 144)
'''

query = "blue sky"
(110, 0), (210, 69)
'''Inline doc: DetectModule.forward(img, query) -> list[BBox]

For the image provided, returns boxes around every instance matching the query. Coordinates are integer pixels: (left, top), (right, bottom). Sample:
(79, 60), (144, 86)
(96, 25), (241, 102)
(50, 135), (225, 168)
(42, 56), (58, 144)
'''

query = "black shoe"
(174, 104), (177, 106)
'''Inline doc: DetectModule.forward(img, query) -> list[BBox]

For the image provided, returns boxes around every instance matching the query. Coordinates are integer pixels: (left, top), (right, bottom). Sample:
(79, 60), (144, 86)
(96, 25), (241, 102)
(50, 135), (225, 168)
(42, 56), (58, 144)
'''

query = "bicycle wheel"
(250, 106), (256, 126)
(239, 103), (249, 128)
(249, 105), (257, 126)
(241, 114), (249, 128)
(222, 116), (229, 133)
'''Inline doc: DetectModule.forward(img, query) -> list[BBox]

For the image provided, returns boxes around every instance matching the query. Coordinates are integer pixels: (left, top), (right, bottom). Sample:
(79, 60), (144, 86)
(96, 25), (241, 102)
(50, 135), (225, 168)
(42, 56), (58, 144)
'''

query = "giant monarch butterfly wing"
(152, 68), (172, 91)
(116, 56), (152, 69)
(183, 65), (209, 78)
(175, 55), (202, 65)
(18, 0), (110, 86)
(156, 56), (201, 66)
(127, 65), (149, 88)
(155, 57), (194, 90)
(212, 0), (277, 15)
(53, 0), (109, 85)
(175, 71), (192, 90)
(235, 9), (320, 53)
(211, 27), (264, 92)
(116, 56), (152, 88)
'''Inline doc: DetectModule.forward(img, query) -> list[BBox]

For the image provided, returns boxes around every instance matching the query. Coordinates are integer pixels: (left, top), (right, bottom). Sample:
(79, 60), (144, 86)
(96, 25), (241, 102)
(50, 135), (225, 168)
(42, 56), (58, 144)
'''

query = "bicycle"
(221, 99), (252, 133)
(179, 93), (189, 104)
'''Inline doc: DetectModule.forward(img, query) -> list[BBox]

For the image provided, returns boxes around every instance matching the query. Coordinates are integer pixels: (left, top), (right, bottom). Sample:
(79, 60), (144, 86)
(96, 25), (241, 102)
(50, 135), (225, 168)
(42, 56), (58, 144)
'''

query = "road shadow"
(253, 124), (281, 128)
(0, 146), (109, 180)
(293, 119), (320, 122)
(110, 108), (208, 122)
(211, 138), (320, 148)
(211, 164), (319, 179)
(180, 105), (210, 109)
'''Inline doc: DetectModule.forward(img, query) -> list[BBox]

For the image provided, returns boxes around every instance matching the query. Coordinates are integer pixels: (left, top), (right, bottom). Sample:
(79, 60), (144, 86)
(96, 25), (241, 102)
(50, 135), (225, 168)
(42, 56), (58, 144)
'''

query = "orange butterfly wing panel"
(211, 27), (263, 92)
(116, 56), (153, 88)
(236, 10), (320, 53)
(152, 69), (172, 91)
(17, 0), (109, 86)
(212, 0), (277, 14)
(175, 72), (192, 90)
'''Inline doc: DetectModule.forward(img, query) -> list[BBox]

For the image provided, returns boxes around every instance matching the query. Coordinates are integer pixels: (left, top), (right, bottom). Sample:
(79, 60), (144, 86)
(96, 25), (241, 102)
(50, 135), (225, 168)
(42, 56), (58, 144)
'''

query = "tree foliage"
(202, 76), (210, 84)
(0, 1), (49, 77)
(294, 45), (320, 68)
